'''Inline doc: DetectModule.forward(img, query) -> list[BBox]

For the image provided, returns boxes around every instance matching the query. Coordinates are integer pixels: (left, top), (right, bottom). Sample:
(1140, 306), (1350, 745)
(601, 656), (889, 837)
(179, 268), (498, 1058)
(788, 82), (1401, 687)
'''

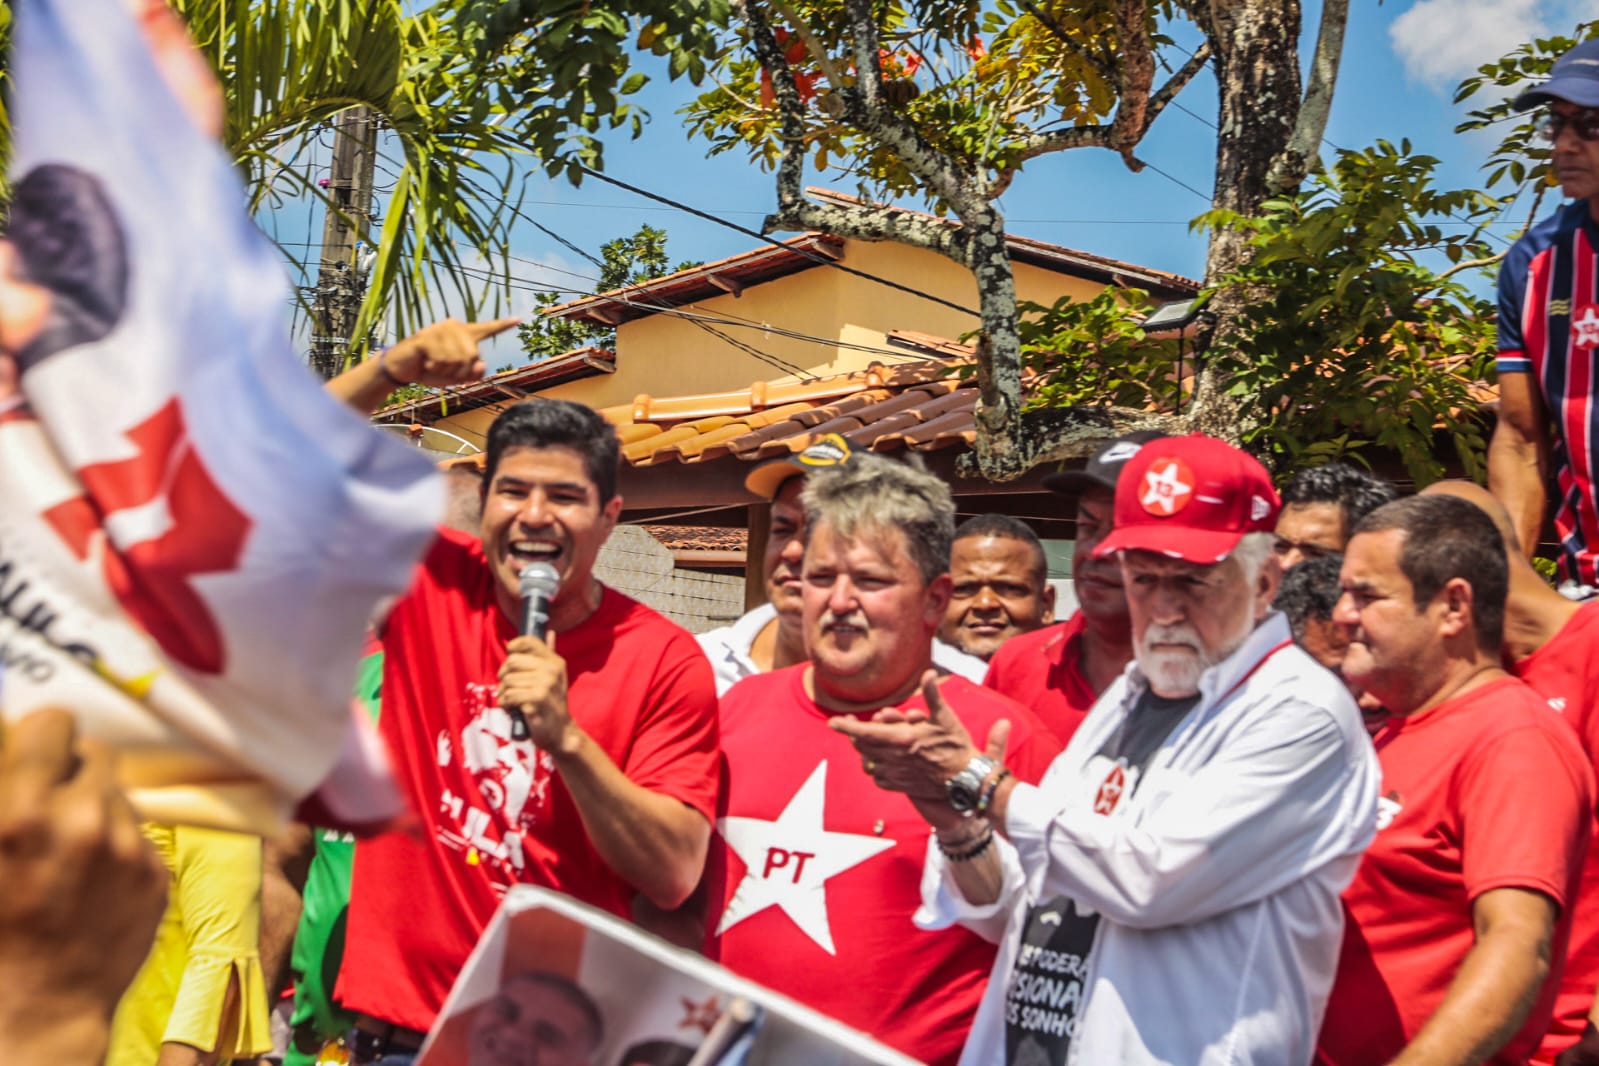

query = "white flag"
(0, 0), (441, 832)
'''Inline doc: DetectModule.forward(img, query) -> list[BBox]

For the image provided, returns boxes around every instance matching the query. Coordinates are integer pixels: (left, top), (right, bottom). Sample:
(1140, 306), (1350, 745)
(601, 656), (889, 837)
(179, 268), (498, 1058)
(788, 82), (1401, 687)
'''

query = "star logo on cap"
(1574, 307), (1599, 351)
(1250, 495), (1271, 521)
(1140, 458), (1194, 516)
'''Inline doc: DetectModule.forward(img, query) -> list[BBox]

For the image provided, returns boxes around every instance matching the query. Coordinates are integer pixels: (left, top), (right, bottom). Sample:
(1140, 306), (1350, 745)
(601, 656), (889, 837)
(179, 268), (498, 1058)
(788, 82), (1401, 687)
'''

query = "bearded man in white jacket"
(835, 435), (1379, 1066)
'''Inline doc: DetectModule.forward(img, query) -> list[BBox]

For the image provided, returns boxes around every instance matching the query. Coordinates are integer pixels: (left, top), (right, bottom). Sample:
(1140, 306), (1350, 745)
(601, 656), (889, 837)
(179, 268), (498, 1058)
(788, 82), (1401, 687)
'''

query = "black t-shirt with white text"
(1004, 689), (1198, 1065)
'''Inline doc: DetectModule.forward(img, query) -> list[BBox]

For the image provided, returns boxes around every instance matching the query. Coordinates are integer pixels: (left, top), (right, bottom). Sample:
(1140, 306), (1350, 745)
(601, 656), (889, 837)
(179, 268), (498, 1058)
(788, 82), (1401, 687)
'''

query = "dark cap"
(1041, 430), (1166, 496)
(743, 432), (856, 499)
(1513, 38), (1599, 111)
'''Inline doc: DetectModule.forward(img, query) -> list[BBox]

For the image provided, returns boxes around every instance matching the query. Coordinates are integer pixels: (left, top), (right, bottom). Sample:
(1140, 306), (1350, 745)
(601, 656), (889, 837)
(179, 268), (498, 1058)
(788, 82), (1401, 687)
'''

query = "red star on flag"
(679, 994), (722, 1035)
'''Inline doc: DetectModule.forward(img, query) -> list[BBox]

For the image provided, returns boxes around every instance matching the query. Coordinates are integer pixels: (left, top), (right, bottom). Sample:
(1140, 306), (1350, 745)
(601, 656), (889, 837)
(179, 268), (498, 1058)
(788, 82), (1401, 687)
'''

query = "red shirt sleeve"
(1459, 722), (1593, 908)
(616, 628), (722, 822)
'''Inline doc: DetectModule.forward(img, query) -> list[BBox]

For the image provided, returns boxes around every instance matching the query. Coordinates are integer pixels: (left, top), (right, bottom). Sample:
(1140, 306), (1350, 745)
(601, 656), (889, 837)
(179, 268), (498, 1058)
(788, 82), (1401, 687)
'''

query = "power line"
(576, 166), (982, 318)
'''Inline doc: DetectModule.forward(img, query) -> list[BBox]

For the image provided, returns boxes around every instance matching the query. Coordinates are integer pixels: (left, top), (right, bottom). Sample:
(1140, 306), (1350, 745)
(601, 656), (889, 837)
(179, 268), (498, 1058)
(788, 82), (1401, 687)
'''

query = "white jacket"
(918, 613), (1378, 1066)
(696, 602), (987, 695)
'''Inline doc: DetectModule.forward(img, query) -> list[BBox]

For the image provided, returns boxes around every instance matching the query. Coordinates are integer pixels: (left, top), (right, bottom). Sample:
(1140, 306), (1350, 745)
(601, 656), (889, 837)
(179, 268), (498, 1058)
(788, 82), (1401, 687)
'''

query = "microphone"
(519, 562), (560, 641)
(510, 562), (561, 741)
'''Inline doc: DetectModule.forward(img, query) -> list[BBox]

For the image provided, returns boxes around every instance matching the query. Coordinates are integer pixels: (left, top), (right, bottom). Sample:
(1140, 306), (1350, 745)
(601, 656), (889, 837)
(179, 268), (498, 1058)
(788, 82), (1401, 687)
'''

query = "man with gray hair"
(701, 450), (1059, 1066)
(836, 434), (1378, 1065)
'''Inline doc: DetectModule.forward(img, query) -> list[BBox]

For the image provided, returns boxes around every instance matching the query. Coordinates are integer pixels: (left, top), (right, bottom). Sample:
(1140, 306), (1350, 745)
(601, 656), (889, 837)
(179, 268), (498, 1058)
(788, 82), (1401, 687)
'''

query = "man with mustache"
(1490, 39), (1599, 597)
(837, 434), (1378, 1065)
(1318, 494), (1595, 1066)
(697, 433), (985, 695)
(980, 431), (1158, 745)
(701, 452), (1058, 1065)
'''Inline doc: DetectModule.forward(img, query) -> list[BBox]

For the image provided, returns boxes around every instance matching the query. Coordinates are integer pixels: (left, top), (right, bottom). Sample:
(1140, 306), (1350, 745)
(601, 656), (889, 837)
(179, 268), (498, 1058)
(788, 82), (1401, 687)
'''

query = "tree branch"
(1108, 0), (1155, 170)
(1142, 42), (1211, 134)
(1013, 123), (1115, 164)
(767, 0), (848, 93)
(1267, 0), (1347, 192)
(832, 0), (975, 209)
(764, 193), (972, 263)
(1437, 250), (1506, 281)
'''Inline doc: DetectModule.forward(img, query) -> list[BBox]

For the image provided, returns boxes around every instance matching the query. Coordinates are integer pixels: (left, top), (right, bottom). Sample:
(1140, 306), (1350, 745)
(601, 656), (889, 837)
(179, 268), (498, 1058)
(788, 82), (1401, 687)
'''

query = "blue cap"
(1513, 38), (1599, 111)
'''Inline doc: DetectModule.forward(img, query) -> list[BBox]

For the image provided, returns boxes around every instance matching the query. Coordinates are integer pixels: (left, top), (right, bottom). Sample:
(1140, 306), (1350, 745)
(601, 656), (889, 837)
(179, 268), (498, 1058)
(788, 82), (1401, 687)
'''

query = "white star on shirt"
(1140, 460), (1192, 516)
(715, 761), (896, 955)
(1575, 307), (1599, 350)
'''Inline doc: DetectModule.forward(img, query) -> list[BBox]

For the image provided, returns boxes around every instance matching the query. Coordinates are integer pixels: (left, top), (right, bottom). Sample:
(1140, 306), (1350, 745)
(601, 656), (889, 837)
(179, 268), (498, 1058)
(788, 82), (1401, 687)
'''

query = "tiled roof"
(604, 342), (987, 471)
(644, 525), (749, 553)
(545, 235), (845, 327)
(543, 191), (1198, 329)
(428, 333), (1498, 490)
(376, 346), (615, 422)
(437, 332), (987, 479)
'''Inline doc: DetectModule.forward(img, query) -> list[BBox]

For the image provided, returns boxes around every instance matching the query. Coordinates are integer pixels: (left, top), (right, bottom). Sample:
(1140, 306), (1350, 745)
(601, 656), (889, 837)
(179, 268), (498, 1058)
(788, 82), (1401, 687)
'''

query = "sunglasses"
(1536, 108), (1599, 143)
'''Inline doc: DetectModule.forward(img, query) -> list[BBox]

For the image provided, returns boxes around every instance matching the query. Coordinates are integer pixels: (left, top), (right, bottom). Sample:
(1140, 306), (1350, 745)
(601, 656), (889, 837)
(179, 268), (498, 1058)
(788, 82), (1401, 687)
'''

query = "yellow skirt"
(107, 824), (273, 1066)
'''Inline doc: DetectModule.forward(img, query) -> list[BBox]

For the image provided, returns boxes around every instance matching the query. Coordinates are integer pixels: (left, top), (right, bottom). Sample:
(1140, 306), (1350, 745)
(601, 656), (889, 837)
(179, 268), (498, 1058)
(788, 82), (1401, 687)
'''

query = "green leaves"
(1198, 143), (1502, 484)
(1019, 288), (1181, 416)
(517, 223), (699, 361)
(1455, 22), (1597, 197)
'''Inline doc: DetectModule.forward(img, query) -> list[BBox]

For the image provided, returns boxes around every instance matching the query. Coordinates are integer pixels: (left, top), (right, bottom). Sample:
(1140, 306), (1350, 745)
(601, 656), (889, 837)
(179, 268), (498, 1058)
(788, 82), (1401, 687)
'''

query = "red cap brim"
(1092, 524), (1245, 565)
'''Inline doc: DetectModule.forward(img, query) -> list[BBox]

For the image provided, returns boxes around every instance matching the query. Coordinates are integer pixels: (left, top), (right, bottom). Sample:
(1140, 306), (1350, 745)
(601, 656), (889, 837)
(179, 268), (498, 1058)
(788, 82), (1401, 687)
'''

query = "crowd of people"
(9, 30), (1599, 1066)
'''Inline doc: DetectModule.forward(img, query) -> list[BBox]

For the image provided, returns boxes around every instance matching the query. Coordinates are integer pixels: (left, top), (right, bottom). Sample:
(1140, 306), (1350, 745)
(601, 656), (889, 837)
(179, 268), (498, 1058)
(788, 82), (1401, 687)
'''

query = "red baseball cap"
(1091, 434), (1281, 564)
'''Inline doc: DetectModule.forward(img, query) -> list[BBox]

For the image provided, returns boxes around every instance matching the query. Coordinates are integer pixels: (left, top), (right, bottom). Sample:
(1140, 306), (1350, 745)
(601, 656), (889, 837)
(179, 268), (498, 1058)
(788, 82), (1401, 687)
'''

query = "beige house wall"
(427, 237), (1134, 446)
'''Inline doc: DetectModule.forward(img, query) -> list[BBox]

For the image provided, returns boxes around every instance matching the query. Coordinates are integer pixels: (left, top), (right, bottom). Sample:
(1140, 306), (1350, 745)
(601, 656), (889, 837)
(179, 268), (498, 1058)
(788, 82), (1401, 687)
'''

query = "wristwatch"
(946, 753), (999, 815)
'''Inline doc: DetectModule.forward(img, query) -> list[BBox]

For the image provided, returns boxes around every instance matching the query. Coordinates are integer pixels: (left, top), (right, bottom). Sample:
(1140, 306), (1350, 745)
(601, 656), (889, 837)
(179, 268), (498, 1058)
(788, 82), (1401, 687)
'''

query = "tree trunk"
(1203, 0), (1303, 283)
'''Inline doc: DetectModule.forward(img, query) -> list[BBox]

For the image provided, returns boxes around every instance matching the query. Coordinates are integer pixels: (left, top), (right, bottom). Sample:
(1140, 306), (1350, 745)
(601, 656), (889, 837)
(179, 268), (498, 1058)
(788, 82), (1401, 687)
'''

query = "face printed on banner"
(467, 973), (602, 1066)
(480, 445), (621, 622)
(0, 242), (51, 376)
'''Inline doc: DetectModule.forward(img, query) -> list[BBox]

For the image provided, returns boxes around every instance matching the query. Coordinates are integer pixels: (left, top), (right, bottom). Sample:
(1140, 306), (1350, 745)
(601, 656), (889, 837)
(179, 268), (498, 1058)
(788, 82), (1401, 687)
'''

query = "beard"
(1134, 616), (1254, 697)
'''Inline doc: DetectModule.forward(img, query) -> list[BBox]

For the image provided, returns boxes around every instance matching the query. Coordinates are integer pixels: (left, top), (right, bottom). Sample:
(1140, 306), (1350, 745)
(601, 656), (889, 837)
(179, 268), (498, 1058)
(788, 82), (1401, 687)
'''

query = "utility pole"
(308, 107), (379, 380)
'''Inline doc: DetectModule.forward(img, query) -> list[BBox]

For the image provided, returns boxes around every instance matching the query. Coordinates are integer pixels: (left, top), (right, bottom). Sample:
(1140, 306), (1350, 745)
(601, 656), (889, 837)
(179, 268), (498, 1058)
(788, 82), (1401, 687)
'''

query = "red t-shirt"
(338, 529), (720, 1031)
(704, 666), (1059, 1066)
(1317, 676), (1594, 1066)
(1513, 603), (1599, 1063)
(982, 613), (1099, 745)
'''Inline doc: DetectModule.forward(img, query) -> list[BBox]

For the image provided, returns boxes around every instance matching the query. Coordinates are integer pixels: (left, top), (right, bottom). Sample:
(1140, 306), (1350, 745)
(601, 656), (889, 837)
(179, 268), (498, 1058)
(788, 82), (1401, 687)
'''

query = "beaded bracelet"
(937, 825), (995, 862)
(976, 768), (1013, 815)
(376, 346), (409, 387)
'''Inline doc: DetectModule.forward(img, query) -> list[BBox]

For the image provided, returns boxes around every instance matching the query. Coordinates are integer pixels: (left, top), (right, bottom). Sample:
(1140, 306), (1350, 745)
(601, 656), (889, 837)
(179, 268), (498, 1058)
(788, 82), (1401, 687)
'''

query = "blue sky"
(269, 0), (1590, 365)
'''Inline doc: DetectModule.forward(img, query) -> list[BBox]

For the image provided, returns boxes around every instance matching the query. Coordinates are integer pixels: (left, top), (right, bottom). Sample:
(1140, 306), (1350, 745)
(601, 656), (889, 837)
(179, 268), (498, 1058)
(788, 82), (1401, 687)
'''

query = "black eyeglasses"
(1537, 108), (1599, 143)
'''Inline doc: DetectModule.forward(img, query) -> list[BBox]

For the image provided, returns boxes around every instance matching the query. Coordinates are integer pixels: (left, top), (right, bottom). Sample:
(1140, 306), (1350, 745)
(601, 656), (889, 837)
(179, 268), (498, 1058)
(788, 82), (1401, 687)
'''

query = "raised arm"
(324, 317), (518, 416)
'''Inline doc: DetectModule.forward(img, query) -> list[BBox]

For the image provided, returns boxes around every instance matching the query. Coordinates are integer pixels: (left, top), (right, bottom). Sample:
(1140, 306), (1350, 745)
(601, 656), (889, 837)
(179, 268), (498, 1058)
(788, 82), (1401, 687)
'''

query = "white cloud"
(1389, 0), (1548, 90)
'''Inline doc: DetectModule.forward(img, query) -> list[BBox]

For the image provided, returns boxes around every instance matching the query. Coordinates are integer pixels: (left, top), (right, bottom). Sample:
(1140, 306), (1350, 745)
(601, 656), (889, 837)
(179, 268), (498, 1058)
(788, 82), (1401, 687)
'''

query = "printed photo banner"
(418, 886), (921, 1066)
(0, 0), (441, 832)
